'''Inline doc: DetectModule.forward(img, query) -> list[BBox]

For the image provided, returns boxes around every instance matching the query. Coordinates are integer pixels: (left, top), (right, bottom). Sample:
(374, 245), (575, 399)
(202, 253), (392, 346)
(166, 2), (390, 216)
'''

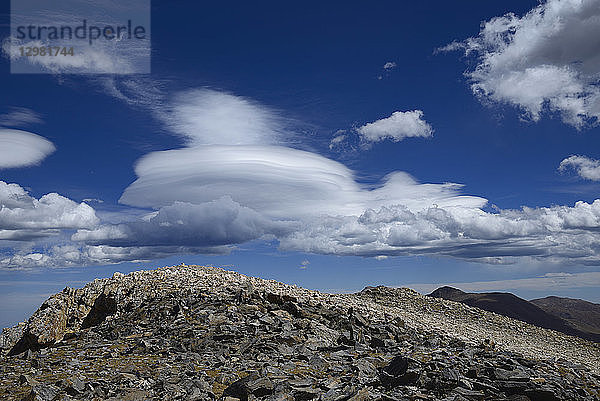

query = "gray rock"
(23, 384), (58, 401)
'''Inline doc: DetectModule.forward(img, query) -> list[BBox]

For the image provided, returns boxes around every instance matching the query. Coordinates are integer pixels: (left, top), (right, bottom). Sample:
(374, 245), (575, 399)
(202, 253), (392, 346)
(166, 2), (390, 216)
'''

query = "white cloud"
(73, 197), (295, 247)
(0, 107), (43, 128)
(95, 76), (167, 115)
(444, 0), (600, 127)
(108, 89), (600, 265)
(559, 155), (600, 180)
(163, 89), (287, 146)
(0, 181), (99, 241)
(0, 243), (232, 269)
(357, 110), (433, 143)
(329, 133), (346, 150)
(278, 200), (600, 263)
(407, 271), (600, 295)
(120, 145), (367, 216)
(119, 144), (485, 218)
(0, 129), (55, 169)
(329, 111), (433, 151)
(8, 89), (600, 268)
(383, 61), (397, 70)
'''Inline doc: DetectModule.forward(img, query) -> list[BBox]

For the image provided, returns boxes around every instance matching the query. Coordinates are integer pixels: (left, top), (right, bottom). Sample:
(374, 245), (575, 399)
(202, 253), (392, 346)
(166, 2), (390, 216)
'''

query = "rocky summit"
(0, 265), (599, 401)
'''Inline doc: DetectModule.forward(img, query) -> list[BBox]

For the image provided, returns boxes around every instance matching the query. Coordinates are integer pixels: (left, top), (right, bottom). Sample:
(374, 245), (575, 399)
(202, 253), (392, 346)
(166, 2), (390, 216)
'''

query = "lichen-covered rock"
(23, 290), (74, 349)
(0, 322), (25, 354)
(4, 272), (136, 356)
(0, 265), (598, 400)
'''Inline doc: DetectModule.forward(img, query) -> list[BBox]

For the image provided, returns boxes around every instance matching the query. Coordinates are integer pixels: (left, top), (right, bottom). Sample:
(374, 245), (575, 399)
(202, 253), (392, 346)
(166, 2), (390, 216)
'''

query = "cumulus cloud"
(559, 155), (600, 180)
(357, 110), (434, 143)
(0, 107), (43, 128)
(11, 189), (600, 267)
(73, 197), (295, 247)
(279, 200), (600, 264)
(0, 129), (55, 169)
(329, 111), (433, 150)
(0, 244), (232, 269)
(0, 183), (237, 268)
(444, 0), (600, 127)
(0, 181), (99, 241)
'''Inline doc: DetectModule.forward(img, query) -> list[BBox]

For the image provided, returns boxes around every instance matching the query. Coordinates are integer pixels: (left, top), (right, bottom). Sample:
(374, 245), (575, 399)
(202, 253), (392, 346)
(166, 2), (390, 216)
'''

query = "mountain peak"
(1, 266), (598, 400)
(428, 286), (466, 298)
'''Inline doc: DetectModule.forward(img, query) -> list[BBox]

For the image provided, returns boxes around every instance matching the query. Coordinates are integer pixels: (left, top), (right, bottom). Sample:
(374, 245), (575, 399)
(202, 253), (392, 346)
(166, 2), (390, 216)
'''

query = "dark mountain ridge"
(530, 296), (600, 337)
(428, 286), (600, 342)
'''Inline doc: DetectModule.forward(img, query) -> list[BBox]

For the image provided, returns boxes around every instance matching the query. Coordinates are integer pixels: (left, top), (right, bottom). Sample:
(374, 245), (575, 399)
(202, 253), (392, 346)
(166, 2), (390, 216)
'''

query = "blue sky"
(2, 0), (600, 328)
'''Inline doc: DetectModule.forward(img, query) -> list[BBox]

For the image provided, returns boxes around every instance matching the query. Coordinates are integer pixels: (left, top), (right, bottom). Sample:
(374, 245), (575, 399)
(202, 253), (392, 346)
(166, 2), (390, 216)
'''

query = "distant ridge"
(428, 286), (600, 342)
(531, 296), (600, 339)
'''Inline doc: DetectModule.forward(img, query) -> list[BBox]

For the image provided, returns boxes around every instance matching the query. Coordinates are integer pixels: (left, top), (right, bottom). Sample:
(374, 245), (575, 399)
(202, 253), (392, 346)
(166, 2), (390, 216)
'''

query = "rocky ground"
(0, 265), (599, 400)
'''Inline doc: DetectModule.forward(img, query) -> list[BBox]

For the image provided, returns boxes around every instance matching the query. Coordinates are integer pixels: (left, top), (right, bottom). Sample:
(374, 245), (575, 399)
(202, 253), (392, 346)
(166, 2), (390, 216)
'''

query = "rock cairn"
(1, 265), (599, 400)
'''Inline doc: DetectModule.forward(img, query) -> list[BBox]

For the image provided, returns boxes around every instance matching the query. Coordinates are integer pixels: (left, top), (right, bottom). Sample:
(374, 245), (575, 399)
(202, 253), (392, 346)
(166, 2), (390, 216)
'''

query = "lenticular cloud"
(0, 129), (55, 169)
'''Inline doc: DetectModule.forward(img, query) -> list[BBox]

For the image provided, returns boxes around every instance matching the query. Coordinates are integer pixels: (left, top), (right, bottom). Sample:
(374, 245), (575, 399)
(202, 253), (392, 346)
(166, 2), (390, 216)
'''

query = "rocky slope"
(428, 287), (600, 342)
(1, 265), (599, 400)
